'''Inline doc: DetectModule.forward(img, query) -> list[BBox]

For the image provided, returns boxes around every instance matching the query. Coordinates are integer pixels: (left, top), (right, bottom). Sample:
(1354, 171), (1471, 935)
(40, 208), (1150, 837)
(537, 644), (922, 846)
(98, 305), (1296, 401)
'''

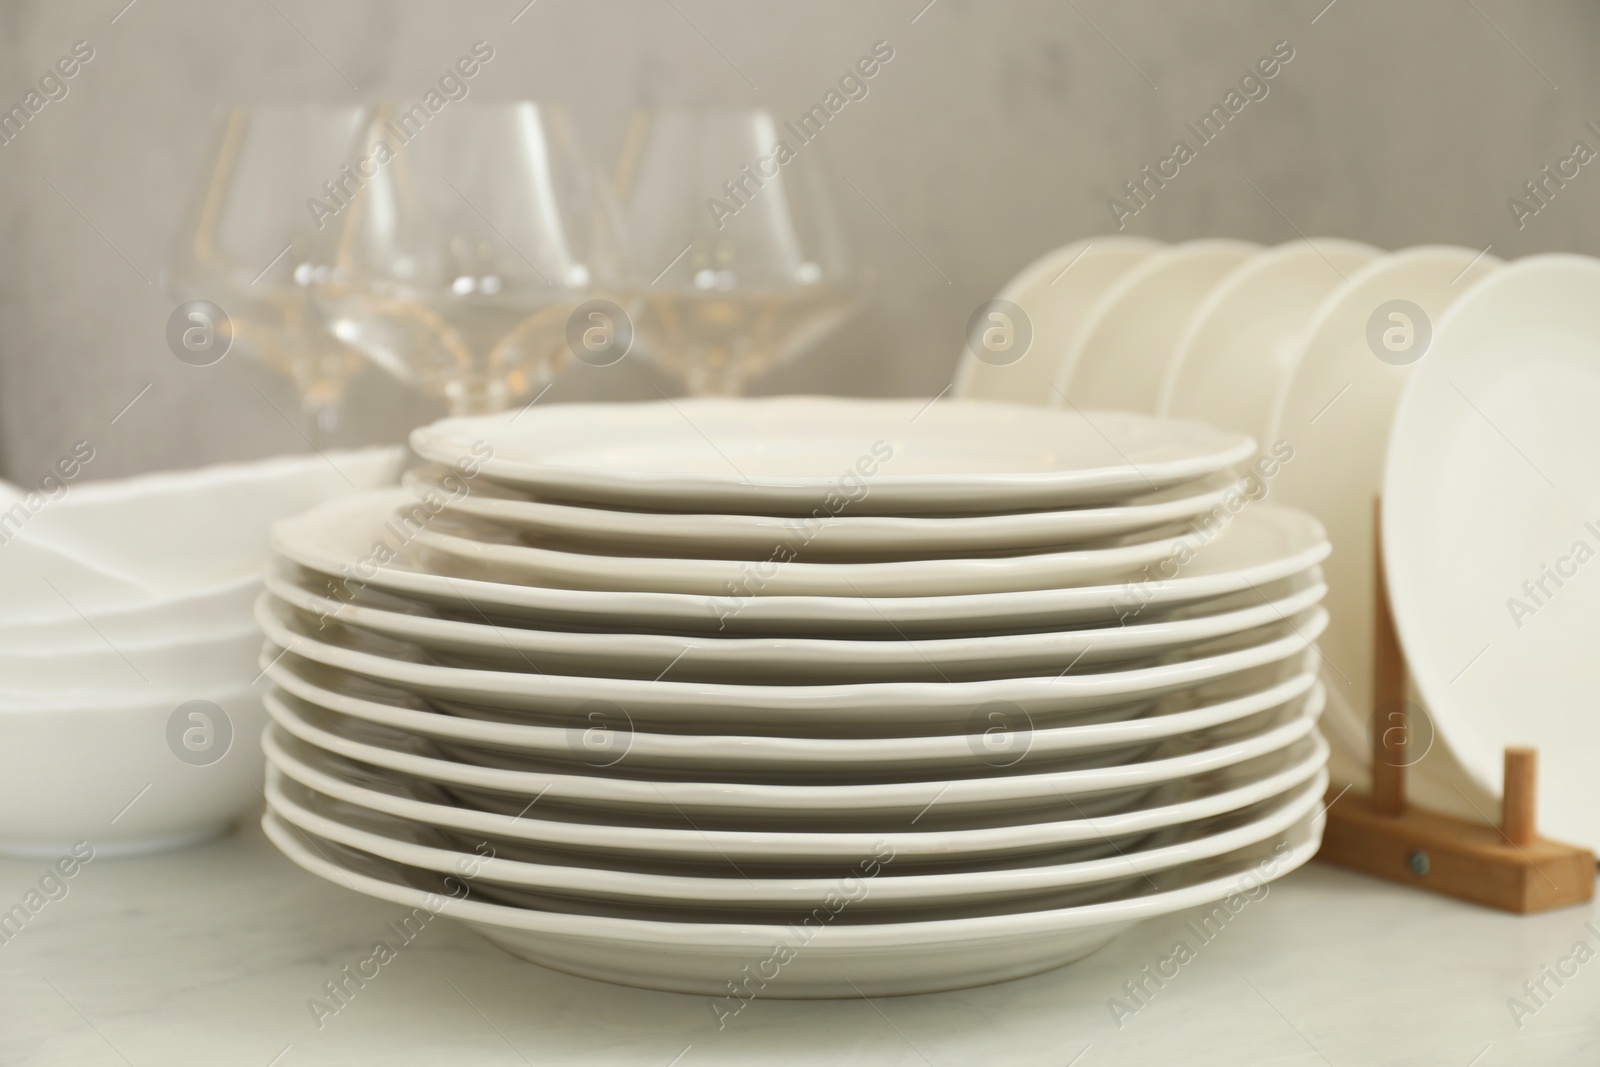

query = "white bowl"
(0, 624), (262, 694)
(4, 446), (404, 600)
(0, 573), (261, 653)
(0, 683), (267, 857)
(0, 537), (156, 615)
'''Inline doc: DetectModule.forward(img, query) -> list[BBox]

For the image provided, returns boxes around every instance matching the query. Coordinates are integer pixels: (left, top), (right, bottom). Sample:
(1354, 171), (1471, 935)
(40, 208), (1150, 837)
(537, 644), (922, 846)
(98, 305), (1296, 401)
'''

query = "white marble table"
(2, 814), (1597, 1066)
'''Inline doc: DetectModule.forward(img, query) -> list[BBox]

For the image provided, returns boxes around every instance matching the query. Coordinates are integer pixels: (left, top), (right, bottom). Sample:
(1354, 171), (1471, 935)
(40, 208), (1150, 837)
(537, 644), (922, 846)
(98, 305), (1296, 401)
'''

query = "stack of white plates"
(0, 447), (404, 856)
(259, 397), (1332, 996)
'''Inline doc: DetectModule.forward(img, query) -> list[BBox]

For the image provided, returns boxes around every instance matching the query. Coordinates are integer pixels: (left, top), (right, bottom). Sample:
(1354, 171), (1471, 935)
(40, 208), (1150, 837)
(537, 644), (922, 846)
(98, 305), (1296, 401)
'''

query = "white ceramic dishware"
(1382, 254), (1600, 850)
(409, 397), (1255, 515)
(1053, 239), (1260, 412)
(402, 465), (1246, 559)
(0, 624), (261, 692)
(263, 648), (1320, 774)
(265, 562), (1326, 683)
(0, 572), (261, 652)
(256, 593), (1329, 729)
(954, 236), (1161, 405)
(0, 684), (267, 857)
(1157, 239), (1380, 448)
(0, 539), (156, 616)
(411, 518), (1206, 598)
(265, 724), (1328, 866)
(1264, 245), (1500, 751)
(273, 491), (1330, 637)
(260, 690), (1320, 823)
(266, 767), (1325, 912)
(256, 388), (1340, 997)
(262, 805), (1321, 996)
(7, 447), (405, 592)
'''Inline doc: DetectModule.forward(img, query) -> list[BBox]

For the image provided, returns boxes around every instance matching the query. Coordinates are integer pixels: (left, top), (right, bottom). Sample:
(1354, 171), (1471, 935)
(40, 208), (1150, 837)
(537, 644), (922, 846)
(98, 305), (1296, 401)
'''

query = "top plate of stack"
(409, 396), (1256, 515)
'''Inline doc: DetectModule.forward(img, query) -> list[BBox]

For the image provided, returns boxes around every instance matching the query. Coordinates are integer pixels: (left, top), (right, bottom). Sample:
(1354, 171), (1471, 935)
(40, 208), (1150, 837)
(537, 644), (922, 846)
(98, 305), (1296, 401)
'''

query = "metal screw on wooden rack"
(1407, 849), (1430, 877)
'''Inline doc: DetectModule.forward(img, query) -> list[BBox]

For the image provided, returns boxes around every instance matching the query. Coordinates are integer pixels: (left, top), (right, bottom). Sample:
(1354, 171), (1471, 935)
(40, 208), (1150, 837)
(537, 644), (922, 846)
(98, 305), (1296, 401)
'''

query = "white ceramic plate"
(412, 517), (1207, 598)
(272, 492), (1330, 637)
(264, 723), (1328, 865)
(1383, 254), (1600, 849)
(261, 805), (1321, 996)
(256, 592), (1329, 729)
(1158, 239), (1381, 447)
(403, 465), (1245, 559)
(410, 397), (1256, 515)
(263, 648), (1321, 774)
(265, 561), (1326, 683)
(266, 767), (1324, 913)
(953, 236), (1162, 405)
(1265, 246), (1499, 750)
(1053, 240), (1260, 411)
(261, 692), (1319, 824)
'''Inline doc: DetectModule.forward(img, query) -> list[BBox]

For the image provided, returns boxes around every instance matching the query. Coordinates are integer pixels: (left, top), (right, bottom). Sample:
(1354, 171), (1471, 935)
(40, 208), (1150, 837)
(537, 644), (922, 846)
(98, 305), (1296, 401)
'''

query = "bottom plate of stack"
(264, 799), (1323, 997)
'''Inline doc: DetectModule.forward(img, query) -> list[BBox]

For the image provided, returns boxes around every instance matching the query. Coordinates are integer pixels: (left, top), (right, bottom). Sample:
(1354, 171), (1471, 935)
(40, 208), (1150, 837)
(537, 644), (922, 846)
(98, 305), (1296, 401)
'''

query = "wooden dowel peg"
(1502, 747), (1537, 847)
(1371, 498), (1407, 816)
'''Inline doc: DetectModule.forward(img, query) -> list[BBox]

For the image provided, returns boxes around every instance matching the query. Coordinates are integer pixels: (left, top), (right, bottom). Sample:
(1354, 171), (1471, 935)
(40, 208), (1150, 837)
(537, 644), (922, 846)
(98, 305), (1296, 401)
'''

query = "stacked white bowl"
(0, 447), (404, 856)
(258, 398), (1332, 996)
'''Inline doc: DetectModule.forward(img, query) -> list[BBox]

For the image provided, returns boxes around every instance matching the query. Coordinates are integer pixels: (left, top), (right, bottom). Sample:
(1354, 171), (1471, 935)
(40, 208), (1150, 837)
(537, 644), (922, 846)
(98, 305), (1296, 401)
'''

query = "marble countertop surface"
(2, 814), (1597, 1066)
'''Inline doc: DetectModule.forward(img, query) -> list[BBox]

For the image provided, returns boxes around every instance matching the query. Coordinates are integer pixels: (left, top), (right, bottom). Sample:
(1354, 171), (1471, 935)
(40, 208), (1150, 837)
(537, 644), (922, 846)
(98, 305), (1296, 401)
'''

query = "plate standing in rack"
(954, 236), (1161, 405)
(1265, 245), (1500, 761)
(1053, 239), (1260, 412)
(1383, 254), (1600, 851)
(1158, 239), (1380, 448)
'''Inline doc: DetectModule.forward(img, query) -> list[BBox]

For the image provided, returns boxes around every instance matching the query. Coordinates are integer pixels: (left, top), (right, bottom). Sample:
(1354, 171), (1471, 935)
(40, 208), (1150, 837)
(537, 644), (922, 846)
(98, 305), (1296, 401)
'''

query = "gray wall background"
(1, 0), (1596, 482)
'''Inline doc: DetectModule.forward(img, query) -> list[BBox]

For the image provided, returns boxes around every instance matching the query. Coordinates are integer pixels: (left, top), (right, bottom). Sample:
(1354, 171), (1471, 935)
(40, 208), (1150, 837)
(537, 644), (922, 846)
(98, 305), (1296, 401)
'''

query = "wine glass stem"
(686, 349), (745, 397)
(447, 389), (503, 417)
(299, 377), (346, 449)
(302, 400), (339, 449)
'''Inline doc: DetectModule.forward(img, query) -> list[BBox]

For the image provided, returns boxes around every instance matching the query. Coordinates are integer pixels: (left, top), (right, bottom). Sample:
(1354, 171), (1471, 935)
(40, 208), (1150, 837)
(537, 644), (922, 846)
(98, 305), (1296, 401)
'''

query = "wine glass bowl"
(314, 102), (629, 415)
(169, 104), (373, 435)
(617, 107), (859, 396)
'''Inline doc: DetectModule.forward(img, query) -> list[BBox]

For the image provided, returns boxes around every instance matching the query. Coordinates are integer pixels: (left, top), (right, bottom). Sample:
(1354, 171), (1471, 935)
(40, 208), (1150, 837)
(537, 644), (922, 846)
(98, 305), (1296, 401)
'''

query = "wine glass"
(313, 102), (629, 415)
(615, 106), (859, 396)
(169, 104), (373, 439)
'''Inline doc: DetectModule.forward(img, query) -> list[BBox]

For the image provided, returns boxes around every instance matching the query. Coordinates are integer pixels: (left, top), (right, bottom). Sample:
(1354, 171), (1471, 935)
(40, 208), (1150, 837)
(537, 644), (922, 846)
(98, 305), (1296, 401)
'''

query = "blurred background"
(1, 0), (1595, 482)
